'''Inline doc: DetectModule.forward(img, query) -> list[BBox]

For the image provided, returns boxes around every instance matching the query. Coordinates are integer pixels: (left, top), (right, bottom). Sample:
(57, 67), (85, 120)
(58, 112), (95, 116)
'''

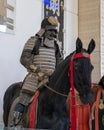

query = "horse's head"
(49, 37), (95, 104)
(69, 37), (95, 104)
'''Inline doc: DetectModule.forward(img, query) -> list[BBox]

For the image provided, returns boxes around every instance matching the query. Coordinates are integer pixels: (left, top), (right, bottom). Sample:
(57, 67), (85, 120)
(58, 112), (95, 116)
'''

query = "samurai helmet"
(41, 16), (58, 32)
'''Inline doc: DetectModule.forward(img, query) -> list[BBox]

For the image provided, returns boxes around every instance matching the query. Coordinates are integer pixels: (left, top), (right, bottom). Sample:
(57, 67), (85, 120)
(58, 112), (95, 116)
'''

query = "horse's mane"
(49, 51), (74, 95)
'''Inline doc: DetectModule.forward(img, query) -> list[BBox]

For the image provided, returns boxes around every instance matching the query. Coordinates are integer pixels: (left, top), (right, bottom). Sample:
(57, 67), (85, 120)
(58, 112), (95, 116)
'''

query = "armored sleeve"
(20, 36), (37, 69)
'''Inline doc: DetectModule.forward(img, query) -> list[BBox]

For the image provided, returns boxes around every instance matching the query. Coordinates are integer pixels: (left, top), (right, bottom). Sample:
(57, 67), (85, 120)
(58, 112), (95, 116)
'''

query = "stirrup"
(11, 111), (22, 127)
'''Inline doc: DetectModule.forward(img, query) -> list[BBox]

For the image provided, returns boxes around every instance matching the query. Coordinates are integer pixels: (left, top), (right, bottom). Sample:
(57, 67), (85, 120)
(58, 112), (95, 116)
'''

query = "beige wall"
(0, 0), (6, 16)
(78, 0), (101, 83)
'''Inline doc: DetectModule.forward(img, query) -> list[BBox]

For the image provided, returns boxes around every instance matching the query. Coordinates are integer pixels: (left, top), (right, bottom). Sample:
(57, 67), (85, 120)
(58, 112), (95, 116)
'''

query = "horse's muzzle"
(80, 90), (93, 104)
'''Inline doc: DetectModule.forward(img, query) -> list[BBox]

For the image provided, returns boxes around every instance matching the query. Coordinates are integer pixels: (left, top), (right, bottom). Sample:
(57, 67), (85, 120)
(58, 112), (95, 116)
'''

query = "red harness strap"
(69, 57), (76, 130)
(69, 52), (90, 130)
(68, 92), (91, 130)
(29, 91), (40, 128)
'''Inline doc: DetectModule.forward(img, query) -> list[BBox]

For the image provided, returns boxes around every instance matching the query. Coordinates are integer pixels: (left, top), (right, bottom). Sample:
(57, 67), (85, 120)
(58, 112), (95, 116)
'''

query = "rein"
(69, 52), (90, 130)
(44, 84), (67, 97)
(36, 81), (68, 97)
(36, 83), (79, 98)
(44, 84), (80, 98)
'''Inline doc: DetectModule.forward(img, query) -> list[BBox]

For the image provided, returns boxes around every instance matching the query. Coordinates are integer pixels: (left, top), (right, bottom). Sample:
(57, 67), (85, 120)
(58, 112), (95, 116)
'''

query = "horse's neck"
(49, 54), (72, 96)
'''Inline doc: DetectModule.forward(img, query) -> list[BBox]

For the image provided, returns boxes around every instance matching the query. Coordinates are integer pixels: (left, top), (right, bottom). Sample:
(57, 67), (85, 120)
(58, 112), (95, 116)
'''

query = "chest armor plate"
(33, 47), (56, 74)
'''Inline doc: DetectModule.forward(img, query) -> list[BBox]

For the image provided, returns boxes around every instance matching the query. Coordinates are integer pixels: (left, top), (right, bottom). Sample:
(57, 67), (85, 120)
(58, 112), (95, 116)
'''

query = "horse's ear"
(76, 37), (83, 53)
(87, 39), (96, 54)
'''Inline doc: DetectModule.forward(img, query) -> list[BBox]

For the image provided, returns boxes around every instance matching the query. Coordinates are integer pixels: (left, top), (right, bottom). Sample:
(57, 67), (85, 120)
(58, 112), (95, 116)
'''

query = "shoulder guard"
(24, 36), (36, 50)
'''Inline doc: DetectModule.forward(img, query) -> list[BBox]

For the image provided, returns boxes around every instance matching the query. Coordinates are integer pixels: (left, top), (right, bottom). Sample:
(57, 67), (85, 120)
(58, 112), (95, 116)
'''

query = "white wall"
(64, 0), (78, 57)
(0, 0), (42, 122)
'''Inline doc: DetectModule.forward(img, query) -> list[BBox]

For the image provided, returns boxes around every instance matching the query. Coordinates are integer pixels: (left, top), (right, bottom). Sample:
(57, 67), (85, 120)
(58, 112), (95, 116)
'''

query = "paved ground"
(0, 122), (4, 129)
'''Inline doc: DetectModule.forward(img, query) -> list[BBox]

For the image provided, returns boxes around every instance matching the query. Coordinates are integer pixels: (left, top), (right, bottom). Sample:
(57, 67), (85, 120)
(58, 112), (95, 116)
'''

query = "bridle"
(69, 52), (90, 130)
(69, 52), (90, 103)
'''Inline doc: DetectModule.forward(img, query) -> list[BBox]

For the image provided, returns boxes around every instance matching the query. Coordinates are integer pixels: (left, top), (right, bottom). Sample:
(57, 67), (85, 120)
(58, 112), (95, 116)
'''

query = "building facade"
(78, 0), (104, 83)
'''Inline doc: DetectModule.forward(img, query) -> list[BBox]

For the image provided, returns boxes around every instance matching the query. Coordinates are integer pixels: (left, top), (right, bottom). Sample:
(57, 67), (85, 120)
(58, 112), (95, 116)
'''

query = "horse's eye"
(74, 62), (80, 70)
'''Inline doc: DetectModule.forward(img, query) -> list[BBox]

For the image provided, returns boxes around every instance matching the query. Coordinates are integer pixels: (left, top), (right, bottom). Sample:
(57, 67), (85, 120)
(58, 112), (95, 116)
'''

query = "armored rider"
(11, 16), (63, 126)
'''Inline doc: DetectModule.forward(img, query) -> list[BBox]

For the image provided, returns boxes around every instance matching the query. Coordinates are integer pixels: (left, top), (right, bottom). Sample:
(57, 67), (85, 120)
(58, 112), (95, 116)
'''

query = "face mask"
(44, 30), (57, 40)
(43, 38), (55, 48)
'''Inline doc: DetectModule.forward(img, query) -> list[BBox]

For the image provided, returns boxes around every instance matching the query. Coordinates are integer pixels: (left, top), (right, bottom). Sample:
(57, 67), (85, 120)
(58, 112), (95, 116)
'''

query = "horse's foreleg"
(51, 113), (70, 130)
(52, 101), (70, 130)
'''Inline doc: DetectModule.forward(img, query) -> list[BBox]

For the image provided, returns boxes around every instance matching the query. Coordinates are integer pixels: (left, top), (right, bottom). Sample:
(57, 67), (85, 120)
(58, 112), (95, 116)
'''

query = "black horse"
(3, 38), (95, 130)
